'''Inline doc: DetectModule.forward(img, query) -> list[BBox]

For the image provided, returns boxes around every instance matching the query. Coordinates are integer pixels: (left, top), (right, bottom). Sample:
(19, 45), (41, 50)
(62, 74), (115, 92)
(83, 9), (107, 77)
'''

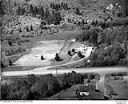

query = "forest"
(1, 72), (99, 100)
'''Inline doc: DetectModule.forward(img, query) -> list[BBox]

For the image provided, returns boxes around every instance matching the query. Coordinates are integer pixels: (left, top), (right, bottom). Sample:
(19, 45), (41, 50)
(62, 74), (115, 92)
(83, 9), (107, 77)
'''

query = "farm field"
(12, 39), (92, 68)
(47, 85), (78, 100)
(14, 40), (65, 66)
(105, 79), (128, 100)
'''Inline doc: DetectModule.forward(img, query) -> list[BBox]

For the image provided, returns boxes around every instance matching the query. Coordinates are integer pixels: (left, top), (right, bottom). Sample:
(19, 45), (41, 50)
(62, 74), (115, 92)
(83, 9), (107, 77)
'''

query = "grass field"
(12, 38), (91, 68)
(36, 29), (82, 41)
(2, 66), (37, 72)
(47, 85), (78, 100)
(1, 29), (82, 71)
(105, 79), (128, 100)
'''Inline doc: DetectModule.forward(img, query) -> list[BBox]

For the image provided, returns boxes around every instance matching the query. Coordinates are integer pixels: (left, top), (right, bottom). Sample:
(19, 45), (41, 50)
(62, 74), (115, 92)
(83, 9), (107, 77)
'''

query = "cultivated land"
(105, 79), (128, 99)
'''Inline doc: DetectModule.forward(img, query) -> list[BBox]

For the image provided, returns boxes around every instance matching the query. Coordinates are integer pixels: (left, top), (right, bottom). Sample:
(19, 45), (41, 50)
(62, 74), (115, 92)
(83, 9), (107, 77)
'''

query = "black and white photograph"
(0, 0), (128, 102)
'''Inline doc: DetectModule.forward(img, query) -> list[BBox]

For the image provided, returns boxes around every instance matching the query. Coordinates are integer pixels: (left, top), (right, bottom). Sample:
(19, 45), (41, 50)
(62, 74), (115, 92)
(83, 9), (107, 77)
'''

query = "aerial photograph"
(0, 0), (128, 100)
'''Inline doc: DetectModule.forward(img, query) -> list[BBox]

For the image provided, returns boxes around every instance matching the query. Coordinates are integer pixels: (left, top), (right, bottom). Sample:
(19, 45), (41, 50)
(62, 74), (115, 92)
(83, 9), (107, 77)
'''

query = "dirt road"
(2, 67), (128, 77)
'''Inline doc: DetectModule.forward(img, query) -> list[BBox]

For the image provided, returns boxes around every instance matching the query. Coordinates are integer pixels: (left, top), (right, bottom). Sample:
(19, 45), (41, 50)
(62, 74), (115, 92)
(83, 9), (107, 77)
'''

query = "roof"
(78, 83), (96, 92)
(79, 85), (89, 92)
(76, 84), (104, 99)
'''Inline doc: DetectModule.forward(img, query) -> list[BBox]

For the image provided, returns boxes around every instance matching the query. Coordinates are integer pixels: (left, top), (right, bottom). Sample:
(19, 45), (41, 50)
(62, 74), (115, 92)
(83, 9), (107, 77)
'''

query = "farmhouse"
(75, 81), (104, 99)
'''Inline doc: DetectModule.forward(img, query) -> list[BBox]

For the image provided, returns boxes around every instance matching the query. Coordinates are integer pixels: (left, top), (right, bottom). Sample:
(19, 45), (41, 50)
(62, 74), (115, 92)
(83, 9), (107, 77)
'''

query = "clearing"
(13, 40), (93, 68)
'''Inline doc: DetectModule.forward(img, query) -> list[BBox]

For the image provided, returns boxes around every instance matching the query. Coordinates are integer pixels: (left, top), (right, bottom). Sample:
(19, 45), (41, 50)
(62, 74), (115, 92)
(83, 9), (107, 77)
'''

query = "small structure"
(106, 4), (113, 10)
(76, 44), (87, 52)
(87, 60), (90, 63)
(71, 38), (76, 42)
(75, 81), (104, 99)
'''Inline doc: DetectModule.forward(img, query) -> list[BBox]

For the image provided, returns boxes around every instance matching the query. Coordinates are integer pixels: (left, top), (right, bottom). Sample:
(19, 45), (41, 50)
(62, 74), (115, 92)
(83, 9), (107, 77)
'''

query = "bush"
(9, 59), (12, 66)
(70, 71), (83, 84)
(41, 55), (44, 60)
(78, 51), (85, 58)
(76, 28), (100, 45)
(89, 60), (118, 67)
(118, 59), (128, 66)
(76, 30), (90, 42)
(26, 27), (29, 32)
(68, 51), (72, 56)
(57, 74), (71, 89)
(8, 40), (13, 46)
(55, 53), (62, 61)
(33, 74), (60, 98)
(1, 61), (5, 68)
(5, 47), (26, 56)
(19, 28), (22, 33)
(58, 71), (83, 86)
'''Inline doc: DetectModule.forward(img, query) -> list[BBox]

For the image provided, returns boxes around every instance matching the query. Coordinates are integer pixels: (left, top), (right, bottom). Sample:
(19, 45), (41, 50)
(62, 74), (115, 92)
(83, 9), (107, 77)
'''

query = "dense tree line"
(76, 27), (101, 45)
(50, 2), (69, 11)
(5, 47), (26, 56)
(77, 25), (128, 67)
(0, 0), (5, 17)
(123, 0), (128, 16)
(16, 4), (62, 25)
(89, 43), (127, 67)
(90, 18), (128, 29)
(1, 72), (99, 100)
(75, 8), (81, 15)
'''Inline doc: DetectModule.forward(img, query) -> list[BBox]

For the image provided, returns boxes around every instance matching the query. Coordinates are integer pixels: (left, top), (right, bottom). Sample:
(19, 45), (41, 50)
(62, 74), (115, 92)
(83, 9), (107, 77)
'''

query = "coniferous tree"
(1, 61), (5, 68)
(20, 7), (25, 15)
(8, 40), (12, 46)
(52, 2), (55, 9)
(30, 25), (33, 31)
(44, 8), (50, 20)
(78, 51), (85, 58)
(61, 2), (63, 9)
(58, 4), (61, 9)
(55, 53), (62, 61)
(14, 2), (17, 6)
(26, 27), (29, 32)
(41, 55), (44, 60)
(16, 6), (21, 15)
(0, 0), (6, 16)
(54, 12), (62, 25)
(9, 59), (12, 66)
(50, 2), (52, 9)
(68, 51), (72, 56)
(19, 28), (22, 33)
(17, 40), (21, 45)
(76, 8), (80, 15)
(39, 6), (44, 18)
(123, 0), (128, 16)
(64, 3), (68, 10)
(29, 5), (34, 14)
(33, 6), (39, 15)
(72, 49), (77, 53)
